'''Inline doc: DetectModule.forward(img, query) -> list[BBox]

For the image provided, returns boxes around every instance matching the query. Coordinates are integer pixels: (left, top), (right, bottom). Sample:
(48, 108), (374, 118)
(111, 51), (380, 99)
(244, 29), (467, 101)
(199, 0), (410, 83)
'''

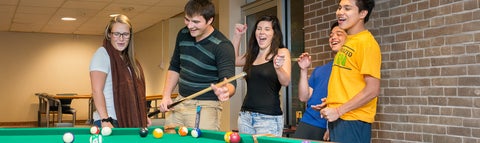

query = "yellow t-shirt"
(327, 30), (381, 123)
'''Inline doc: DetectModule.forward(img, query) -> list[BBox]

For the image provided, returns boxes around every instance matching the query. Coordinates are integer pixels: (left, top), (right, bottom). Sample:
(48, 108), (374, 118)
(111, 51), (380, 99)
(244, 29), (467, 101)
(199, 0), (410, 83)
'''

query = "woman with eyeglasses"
(89, 14), (151, 128)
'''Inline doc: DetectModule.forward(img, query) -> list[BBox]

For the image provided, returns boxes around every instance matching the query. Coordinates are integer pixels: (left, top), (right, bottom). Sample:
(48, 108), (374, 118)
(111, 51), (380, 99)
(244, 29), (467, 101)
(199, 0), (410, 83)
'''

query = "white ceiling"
(0, 0), (188, 35)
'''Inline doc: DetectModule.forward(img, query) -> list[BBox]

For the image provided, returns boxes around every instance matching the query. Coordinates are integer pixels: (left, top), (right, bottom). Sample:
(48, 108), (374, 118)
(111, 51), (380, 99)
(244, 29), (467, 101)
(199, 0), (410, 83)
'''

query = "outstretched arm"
(159, 70), (179, 112)
(297, 52), (312, 102)
(232, 24), (247, 66)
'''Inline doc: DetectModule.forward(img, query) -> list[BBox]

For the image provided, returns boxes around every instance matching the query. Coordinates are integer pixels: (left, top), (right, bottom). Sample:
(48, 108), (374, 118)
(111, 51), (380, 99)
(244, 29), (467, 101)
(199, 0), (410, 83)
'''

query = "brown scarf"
(103, 39), (147, 128)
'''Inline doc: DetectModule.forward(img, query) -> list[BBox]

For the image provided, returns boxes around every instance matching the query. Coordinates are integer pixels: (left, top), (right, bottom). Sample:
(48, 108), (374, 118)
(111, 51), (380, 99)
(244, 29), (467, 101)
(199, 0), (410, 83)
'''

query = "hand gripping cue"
(147, 72), (246, 117)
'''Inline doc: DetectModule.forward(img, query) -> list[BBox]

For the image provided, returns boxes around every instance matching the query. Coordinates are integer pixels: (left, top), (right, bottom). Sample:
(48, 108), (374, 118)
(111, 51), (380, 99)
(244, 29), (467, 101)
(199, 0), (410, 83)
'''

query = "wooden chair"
(36, 93), (54, 127)
(35, 93), (77, 127)
(50, 98), (77, 127)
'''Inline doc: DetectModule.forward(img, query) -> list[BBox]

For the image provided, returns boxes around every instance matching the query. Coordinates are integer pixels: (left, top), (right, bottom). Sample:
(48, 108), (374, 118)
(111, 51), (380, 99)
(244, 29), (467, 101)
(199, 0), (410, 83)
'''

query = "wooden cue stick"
(147, 72), (246, 117)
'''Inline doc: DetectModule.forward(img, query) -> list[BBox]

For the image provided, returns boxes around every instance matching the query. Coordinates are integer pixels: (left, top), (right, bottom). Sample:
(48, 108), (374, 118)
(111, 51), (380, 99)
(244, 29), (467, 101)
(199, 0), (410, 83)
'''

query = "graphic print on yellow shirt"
(327, 30), (381, 123)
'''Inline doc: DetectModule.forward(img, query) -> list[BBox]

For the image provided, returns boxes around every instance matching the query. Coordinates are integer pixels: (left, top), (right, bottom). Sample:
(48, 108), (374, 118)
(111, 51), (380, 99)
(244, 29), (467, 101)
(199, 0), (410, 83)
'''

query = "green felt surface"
(0, 126), (326, 143)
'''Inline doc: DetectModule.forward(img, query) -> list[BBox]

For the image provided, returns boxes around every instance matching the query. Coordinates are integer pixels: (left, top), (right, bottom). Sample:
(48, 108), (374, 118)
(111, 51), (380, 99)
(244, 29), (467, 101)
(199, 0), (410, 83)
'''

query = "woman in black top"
(231, 15), (291, 137)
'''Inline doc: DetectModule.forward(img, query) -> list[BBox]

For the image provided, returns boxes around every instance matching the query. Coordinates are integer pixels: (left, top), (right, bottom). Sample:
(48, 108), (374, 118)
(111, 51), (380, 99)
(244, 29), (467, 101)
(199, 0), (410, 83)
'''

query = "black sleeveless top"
(241, 60), (282, 115)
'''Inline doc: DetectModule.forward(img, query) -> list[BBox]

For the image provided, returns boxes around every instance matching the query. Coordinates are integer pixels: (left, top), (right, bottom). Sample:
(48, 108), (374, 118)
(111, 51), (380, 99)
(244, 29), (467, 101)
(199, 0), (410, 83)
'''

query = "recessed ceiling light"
(109, 14), (120, 17)
(61, 17), (77, 21)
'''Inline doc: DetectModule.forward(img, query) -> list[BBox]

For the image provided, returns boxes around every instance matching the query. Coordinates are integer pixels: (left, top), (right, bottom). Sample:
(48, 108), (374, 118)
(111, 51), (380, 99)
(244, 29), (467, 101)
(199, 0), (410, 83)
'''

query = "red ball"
(90, 126), (100, 134)
(229, 132), (241, 143)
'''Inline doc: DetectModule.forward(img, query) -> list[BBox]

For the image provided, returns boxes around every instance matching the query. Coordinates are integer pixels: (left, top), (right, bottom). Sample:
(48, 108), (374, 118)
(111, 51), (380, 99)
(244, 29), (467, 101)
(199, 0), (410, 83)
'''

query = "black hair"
(243, 15), (285, 74)
(356, 0), (375, 23)
(330, 21), (340, 31)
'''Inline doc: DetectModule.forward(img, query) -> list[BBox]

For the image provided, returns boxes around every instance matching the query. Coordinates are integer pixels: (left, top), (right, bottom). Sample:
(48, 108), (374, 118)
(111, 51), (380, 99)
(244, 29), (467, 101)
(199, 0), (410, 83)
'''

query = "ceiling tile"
(0, 5), (16, 14)
(10, 23), (43, 32)
(0, 0), (18, 5)
(12, 13), (50, 25)
(62, 0), (109, 10)
(2, 0), (187, 35)
(16, 6), (58, 14)
(19, 0), (64, 7)
(113, 0), (160, 5)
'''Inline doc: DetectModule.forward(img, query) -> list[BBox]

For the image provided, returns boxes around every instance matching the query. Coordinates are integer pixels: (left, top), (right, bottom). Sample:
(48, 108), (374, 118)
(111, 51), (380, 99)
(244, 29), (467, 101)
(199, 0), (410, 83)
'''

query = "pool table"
(0, 126), (325, 143)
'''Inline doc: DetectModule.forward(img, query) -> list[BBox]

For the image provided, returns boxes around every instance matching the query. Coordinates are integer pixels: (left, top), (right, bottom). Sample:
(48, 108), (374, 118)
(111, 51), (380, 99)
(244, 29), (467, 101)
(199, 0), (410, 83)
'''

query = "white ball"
(191, 130), (198, 138)
(90, 126), (100, 134)
(101, 127), (112, 136)
(62, 132), (74, 143)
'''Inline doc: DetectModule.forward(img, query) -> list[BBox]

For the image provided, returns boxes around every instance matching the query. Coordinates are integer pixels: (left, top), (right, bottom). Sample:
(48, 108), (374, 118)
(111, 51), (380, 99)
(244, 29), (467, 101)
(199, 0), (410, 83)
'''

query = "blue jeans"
(238, 111), (283, 137)
(328, 118), (371, 143)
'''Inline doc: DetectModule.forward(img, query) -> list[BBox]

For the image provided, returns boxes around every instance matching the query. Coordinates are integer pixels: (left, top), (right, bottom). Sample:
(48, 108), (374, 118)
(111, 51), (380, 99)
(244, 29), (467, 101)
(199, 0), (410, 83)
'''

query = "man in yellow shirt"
(320, 0), (381, 142)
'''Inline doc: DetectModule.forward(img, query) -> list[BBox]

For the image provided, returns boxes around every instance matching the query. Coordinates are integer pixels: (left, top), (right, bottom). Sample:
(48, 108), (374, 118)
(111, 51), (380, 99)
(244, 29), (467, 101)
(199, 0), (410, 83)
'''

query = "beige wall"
(0, 1), (243, 130)
(218, 0), (246, 132)
(134, 12), (185, 98)
(0, 32), (101, 121)
(134, 20), (170, 96)
(0, 18), (181, 122)
(0, 18), (183, 123)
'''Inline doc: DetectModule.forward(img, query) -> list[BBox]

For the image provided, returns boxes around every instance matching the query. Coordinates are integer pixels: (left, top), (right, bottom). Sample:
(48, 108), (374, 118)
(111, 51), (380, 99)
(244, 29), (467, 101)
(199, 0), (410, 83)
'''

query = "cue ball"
(101, 127), (112, 136)
(152, 128), (164, 138)
(139, 128), (149, 137)
(191, 128), (202, 138)
(90, 126), (100, 134)
(178, 126), (188, 136)
(229, 132), (241, 143)
(63, 132), (74, 143)
(301, 140), (311, 143)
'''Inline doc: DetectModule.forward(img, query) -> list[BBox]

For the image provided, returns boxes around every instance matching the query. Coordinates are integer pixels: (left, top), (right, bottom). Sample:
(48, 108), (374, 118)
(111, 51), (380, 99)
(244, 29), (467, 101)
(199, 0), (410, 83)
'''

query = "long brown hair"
(103, 14), (141, 79)
(243, 15), (285, 74)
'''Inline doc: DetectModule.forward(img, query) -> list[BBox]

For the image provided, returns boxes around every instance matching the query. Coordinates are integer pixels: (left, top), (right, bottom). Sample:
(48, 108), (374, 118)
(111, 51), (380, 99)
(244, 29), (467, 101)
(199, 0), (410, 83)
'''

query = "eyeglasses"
(110, 32), (130, 38)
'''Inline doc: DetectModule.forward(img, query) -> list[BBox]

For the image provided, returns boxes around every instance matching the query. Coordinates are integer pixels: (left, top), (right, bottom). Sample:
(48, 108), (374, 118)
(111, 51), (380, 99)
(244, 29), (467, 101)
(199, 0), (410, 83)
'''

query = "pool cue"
(148, 72), (247, 117)
(194, 106), (202, 128)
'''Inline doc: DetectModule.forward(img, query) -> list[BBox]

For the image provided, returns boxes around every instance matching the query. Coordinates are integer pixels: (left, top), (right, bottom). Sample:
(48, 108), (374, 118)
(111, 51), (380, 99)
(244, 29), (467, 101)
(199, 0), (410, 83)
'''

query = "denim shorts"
(238, 111), (283, 137)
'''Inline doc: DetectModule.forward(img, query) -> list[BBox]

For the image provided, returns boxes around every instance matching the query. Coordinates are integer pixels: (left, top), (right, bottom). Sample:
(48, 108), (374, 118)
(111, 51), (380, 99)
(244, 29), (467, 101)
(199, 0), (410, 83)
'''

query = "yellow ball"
(152, 128), (163, 139)
(224, 131), (233, 142)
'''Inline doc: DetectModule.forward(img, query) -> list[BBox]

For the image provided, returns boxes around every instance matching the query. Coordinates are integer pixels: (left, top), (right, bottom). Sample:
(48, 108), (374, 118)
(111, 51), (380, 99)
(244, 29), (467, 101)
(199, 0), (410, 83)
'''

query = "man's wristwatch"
(101, 117), (113, 123)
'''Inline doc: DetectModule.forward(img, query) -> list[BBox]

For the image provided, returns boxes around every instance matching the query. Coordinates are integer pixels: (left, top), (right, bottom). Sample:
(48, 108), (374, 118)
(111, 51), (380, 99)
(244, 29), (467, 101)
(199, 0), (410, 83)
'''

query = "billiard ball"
(224, 131), (233, 142)
(301, 140), (311, 143)
(89, 134), (103, 143)
(139, 128), (149, 137)
(191, 128), (202, 138)
(152, 128), (164, 138)
(101, 127), (112, 136)
(178, 126), (188, 136)
(63, 132), (74, 143)
(90, 126), (100, 134)
(229, 132), (241, 143)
